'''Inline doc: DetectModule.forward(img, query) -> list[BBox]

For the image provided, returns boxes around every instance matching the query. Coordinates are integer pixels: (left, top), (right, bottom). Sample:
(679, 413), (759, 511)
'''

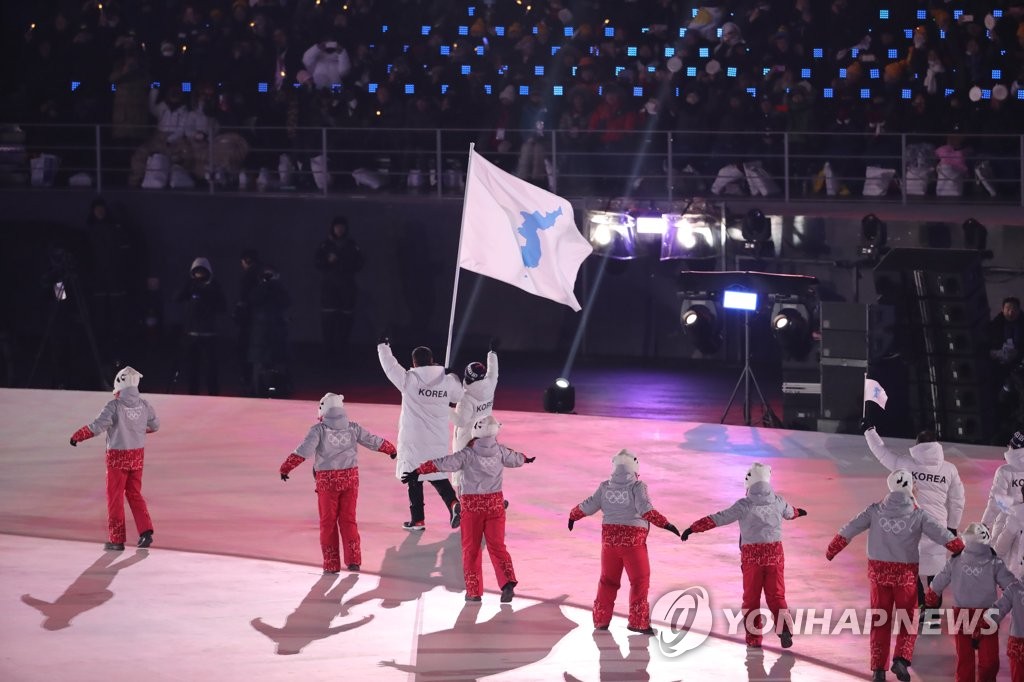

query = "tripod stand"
(720, 310), (779, 427)
(28, 256), (109, 391)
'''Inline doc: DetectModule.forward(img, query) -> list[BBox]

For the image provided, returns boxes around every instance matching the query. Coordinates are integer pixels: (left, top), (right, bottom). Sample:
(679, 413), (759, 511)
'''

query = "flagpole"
(444, 143), (476, 368)
(863, 372), (867, 418)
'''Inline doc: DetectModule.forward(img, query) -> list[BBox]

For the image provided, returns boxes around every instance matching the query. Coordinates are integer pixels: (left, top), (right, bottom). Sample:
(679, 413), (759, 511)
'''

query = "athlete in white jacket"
(982, 430), (1024, 531)
(379, 338), (464, 531)
(861, 419), (965, 607)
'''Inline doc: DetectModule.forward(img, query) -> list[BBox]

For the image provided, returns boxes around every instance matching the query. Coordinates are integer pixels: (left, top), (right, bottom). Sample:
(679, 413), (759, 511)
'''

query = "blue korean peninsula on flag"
(459, 150), (593, 311)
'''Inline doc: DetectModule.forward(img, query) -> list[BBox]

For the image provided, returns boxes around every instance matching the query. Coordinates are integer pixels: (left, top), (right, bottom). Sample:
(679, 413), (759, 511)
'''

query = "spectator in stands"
(128, 86), (193, 186)
(302, 38), (351, 91)
(516, 85), (552, 189)
(587, 84), (641, 194)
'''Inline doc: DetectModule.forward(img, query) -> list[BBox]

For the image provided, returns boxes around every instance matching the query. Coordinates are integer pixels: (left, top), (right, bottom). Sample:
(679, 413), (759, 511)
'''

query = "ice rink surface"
(0, 388), (1013, 680)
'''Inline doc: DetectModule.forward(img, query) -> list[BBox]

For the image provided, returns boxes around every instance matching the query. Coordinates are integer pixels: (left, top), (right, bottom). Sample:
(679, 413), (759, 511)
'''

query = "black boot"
(346, 564), (360, 572)
(450, 501), (461, 529)
(137, 530), (153, 548)
(104, 542), (125, 551)
(779, 626), (793, 649)
(871, 671), (886, 681)
(500, 581), (517, 603)
(890, 657), (910, 682)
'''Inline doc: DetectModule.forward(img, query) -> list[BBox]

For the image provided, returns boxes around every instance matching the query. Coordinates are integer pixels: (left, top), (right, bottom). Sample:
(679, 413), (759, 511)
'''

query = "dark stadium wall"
(2, 189), (1024, 360)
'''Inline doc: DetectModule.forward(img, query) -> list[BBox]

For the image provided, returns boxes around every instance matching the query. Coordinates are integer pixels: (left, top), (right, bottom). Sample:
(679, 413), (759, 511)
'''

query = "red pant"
(595, 542), (651, 630)
(869, 580), (918, 670)
(460, 494), (516, 598)
(952, 608), (999, 682)
(106, 467), (153, 544)
(1010, 636), (1024, 682)
(317, 486), (359, 572)
(742, 562), (788, 646)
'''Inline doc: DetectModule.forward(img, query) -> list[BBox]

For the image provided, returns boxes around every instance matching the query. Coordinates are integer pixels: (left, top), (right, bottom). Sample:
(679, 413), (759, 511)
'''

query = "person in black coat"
(314, 216), (364, 373)
(175, 257), (226, 395)
(233, 249), (261, 391)
(248, 263), (290, 397)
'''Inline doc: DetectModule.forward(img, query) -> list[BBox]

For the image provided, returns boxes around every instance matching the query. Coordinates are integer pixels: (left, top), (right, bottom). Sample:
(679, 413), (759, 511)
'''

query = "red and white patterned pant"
(741, 556), (788, 646)
(317, 482), (359, 572)
(952, 608), (999, 682)
(106, 466), (153, 544)
(869, 579), (918, 670)
(1009, 636), (1024, 682)
(460, 492), (516, 598)
(594, 525), (651, 630)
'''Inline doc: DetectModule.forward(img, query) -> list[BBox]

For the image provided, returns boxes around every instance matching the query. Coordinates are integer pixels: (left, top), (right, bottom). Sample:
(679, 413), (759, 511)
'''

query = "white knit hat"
(963, 522), (990, 545)
(745, 462), (771, 489)
(318, 392), (344, 418)
(611, 449), (639, 475)
(113, 366), (142, 394)
(472, 415), (501, 439)
(887, 469), (913, 494)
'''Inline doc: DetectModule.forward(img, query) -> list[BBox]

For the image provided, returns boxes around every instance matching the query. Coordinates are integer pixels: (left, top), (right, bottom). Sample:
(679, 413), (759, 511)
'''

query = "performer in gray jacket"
(69, 366), (160, 551)
(826, 470), (965, 682)
(680, 462), (807, 650)
(993, 574), (1024, 681)
(925, 522), (1015, 682)
(568, 450), (680, 636)
(402, 416), (532, 603)
(278, 393), (397, 574)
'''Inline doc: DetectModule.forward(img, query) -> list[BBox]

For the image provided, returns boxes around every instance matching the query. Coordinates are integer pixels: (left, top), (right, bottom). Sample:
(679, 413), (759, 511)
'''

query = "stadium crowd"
(4, 0), (1024, 196)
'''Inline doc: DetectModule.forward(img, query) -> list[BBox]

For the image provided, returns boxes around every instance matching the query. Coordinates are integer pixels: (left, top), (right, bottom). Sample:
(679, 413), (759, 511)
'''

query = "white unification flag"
(459, 150), (593, 311)
(864, 378), (888, 409)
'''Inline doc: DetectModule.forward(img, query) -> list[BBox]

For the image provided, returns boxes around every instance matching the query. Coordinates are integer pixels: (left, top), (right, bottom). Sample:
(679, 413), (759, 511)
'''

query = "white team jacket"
(451, 350), (499, 452)
(864, 429), (965, 530)
(378, 344), (464, 481)
(983, 448), (1024, 529)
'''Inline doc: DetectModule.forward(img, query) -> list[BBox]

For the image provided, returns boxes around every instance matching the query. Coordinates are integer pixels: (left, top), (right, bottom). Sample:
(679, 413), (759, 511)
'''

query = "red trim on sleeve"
(826, 534), (849, 560)
(946, 537), (965, 554)
(280, 453), (305, 475)
(418, 461), (439, 475)
(378, 440), (397, 456)
(569, 505), (585, 522)
(691, 516), (716, 533)
(641, 509), (670, 528)
(71, 426), (94, 443)
(924, 588), (940, 608)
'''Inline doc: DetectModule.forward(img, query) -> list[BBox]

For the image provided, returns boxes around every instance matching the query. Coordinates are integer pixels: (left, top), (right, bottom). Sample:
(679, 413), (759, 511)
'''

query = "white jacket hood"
(909, 441), (944, 466)
(190, 257), (213, 279)
(1006, 448), (1024, 468)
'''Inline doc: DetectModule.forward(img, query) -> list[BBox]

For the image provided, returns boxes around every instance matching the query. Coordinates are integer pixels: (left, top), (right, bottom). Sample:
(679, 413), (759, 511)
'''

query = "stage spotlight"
(963, 218), (991, 257)
(680, 299), (722, 354)
(859, 213), (887, 259)
(543, 377), (575, 413)
(660, 214), (715, 260)
(586, 211), (637, 259)
(740, 209), (774, 257)
(770, 301), (813, 359)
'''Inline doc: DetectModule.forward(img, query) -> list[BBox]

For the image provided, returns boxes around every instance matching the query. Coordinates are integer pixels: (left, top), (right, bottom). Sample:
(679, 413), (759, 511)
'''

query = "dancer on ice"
(401, 416), (532, 602)
(69, 366), (159, 551)
(568, 450), (680, 635)
(278, 393), (397, 573)
(925, 522), (1015, 682)
(378, 336), (463, 530)
(826, 470), (964, 682)
(679, 462), (807, 649)
(983, 430), (1024, 533)
(861, 417), (965, 609)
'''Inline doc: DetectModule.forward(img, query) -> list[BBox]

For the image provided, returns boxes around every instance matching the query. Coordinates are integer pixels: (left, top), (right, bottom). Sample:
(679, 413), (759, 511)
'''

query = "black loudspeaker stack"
(873, 249), (992, 443)
(817, 302), (869, 434)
